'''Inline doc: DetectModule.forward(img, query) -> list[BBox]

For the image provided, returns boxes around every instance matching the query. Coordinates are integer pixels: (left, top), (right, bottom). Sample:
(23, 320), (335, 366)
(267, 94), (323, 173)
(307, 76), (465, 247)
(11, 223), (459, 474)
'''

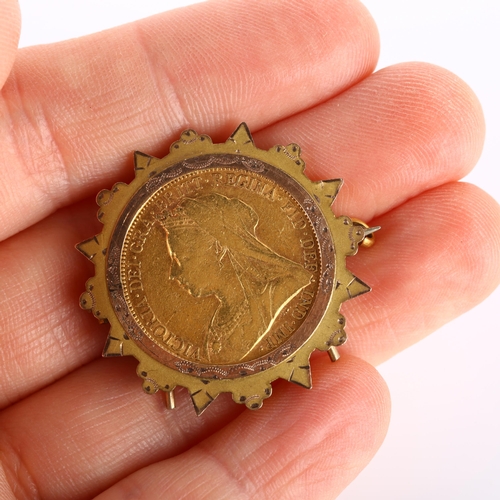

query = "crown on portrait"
(156, 207), (197, 229)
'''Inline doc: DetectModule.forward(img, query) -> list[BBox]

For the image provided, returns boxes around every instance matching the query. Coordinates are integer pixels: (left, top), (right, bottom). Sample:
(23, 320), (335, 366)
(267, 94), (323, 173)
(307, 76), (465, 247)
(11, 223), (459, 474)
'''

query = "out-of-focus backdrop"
(17, 1), (500, 498)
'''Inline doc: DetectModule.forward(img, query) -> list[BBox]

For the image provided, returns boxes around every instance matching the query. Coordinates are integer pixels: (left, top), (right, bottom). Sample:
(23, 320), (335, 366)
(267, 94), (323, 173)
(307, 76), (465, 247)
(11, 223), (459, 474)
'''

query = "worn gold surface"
(122, 169), (321, 367)
(77, 124), (372, 415)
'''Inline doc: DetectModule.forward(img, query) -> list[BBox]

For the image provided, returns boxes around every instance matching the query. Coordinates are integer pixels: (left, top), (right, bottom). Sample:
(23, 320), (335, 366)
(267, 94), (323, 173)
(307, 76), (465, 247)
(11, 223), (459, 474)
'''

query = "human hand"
(1, 0), (499, 498)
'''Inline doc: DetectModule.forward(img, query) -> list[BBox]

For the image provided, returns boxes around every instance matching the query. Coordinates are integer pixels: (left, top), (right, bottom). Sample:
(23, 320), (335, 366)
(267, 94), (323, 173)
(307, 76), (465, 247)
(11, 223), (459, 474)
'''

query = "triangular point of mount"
(228, 122), (254, 146)
(76, 236), (100, 261)
(322, 178), (343, 205)
(134, 151), (153, 171)
(102, 336), (123, 357)
(289, 365), (312, 389)
(347, 276), (371, 299)
(190, 389), (215, 416)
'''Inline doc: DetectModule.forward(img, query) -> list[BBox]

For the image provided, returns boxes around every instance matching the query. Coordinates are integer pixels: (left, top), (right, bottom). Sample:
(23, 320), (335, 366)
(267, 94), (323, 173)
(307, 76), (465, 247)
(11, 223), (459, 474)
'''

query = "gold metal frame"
(77, 124), (373, 415)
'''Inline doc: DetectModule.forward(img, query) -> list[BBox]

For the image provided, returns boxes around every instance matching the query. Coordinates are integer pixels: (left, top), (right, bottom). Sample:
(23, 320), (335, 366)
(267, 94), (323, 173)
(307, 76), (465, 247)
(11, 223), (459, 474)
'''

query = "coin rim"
(107, 155), (334, 380)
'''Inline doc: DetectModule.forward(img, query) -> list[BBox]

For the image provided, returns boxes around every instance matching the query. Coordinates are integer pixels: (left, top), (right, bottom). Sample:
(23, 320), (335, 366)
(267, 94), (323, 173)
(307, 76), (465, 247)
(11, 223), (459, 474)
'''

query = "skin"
(0, 0), (499, 498)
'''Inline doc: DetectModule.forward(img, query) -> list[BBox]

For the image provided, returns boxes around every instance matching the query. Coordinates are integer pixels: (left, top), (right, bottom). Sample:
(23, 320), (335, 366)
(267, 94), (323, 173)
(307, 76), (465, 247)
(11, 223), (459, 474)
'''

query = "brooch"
(77, 124), (379, 415)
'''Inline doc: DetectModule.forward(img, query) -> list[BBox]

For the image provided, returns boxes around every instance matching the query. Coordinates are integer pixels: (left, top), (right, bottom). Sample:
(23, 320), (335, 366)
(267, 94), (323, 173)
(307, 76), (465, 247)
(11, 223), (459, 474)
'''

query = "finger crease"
(133, 23), (189, 136)
(0, 437), (41, 500)
(192, 440), (256, 500)
(5, 68), (71, 215)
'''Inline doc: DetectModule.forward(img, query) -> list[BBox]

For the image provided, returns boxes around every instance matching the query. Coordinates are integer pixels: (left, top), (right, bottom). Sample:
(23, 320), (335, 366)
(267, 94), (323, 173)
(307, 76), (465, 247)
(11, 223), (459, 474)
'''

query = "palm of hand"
(0, 1), (498, 499)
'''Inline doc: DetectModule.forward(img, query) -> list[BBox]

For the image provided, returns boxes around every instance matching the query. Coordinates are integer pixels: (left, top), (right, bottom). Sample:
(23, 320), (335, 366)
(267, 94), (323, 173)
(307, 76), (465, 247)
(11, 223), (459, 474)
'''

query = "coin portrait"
(159, 192), (313, 363)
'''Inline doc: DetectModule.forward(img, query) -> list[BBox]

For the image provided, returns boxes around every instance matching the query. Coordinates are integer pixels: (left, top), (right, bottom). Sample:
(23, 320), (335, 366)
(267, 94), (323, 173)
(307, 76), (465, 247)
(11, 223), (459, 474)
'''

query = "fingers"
(342, 182), (500, 365)
(0, 0), (379, 241)
(0, 64), (492, 406)
(0, 200), (105, 409)
(0, 0), (20, 89)
(0, 357), (244, 499)
(0, 356), (390, 500)
(1, 185), (497, 497)
(99, 357), (390, 500)
(256, 62), (485, 220)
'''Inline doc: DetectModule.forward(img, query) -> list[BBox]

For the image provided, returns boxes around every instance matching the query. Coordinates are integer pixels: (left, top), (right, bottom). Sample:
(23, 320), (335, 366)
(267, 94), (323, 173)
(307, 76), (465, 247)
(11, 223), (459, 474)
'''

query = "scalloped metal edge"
(77, 123), (370, 415)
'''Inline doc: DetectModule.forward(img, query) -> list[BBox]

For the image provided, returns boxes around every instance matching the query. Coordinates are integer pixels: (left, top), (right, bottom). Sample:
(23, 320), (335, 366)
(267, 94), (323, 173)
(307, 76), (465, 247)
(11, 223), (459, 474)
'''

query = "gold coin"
(119, 165), (324, 372)
(78, 124), (375, 414)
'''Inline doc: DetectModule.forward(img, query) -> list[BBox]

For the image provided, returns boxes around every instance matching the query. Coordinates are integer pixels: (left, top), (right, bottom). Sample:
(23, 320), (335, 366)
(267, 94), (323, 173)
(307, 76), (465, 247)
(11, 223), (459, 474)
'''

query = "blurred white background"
(17, 1), (500, 498)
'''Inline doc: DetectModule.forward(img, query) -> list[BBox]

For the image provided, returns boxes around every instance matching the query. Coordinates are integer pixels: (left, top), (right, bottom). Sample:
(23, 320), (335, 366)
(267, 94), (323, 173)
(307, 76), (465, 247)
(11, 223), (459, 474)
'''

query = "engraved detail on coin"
(146, 154), (268, 193)
(304, 198), (334, 293)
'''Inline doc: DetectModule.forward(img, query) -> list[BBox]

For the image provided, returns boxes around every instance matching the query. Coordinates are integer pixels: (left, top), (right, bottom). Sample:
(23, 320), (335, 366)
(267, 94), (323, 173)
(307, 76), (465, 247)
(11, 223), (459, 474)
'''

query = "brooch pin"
(77, 123), (379, 415)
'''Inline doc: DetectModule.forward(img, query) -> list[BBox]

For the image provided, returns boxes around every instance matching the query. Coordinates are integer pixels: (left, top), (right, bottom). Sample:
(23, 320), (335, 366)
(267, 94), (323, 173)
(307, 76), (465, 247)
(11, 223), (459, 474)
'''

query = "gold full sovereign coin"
(77, 124), (379, 415)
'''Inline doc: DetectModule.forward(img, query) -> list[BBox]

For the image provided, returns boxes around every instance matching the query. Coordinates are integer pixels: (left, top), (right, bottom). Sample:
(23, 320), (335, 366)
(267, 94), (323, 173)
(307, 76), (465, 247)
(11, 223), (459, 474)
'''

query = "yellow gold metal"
(351, 218), (377, 248)
(327, 346), (341, 362)
(166, 390), (176, 410)
(77, 123), (376, 415)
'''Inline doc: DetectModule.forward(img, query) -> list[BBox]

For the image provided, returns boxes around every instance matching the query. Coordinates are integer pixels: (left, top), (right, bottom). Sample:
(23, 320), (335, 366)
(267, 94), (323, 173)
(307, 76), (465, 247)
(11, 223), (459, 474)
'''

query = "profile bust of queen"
(157, 193), (312, 364)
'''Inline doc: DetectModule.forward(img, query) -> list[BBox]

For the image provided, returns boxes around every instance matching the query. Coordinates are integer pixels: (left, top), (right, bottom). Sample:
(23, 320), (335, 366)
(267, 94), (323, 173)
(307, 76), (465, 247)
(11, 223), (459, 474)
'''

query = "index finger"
(0, 0), (379, 241)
